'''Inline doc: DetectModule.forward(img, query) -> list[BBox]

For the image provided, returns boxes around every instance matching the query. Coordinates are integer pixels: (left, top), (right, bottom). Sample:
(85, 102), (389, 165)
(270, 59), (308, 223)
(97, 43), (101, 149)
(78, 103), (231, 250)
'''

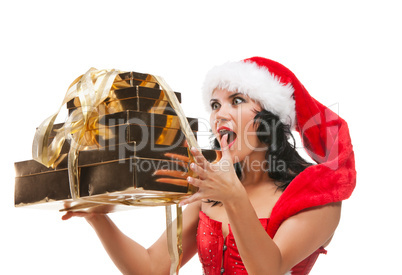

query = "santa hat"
(202, 57), (356, 237)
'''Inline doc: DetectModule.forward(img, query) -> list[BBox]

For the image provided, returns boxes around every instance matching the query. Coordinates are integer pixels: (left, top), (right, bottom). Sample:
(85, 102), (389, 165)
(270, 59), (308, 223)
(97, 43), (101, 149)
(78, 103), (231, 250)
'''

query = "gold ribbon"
(166, 204), (183, 275)
(32, 68), (121, 199)
(154, 75), (200, 275)
(33, 69), (198, 275)
(153, 75), (200, 152)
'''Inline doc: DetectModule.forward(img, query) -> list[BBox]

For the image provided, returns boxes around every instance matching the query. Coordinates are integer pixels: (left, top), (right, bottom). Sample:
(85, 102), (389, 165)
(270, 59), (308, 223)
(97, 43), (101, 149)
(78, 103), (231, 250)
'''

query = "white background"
(1, 1), (401, 274)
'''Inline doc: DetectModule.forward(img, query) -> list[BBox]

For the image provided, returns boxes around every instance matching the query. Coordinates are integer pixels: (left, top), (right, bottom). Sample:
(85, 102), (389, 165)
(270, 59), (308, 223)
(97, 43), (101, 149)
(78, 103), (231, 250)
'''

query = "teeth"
(219, 129), (232, 137)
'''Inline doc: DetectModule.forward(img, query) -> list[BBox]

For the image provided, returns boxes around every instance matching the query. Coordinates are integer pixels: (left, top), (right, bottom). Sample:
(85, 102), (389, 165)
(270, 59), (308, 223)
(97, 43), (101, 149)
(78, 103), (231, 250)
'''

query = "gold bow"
(32, 68), (121, 199)
(32, 69), (199, 275)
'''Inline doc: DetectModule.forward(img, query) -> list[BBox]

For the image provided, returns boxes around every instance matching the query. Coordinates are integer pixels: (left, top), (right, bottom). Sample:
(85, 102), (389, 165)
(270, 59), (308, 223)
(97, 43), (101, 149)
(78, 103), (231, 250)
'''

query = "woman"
(63, 57), (356, 274)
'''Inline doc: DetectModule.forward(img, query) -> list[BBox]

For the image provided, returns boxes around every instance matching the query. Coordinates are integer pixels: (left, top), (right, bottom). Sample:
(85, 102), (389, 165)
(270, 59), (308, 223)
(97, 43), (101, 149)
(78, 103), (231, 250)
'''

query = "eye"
(232, 97), (245, 105)
(211, 101), (221, 110)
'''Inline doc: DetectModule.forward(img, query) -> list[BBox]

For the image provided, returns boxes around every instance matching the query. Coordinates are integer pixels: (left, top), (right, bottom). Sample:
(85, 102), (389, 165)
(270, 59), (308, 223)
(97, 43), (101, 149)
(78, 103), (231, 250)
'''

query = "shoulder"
(273, 202), (342, 272)
(183, 200), (202, 223)
(291, 201), (342, 221)
(276, 201), (342, 241)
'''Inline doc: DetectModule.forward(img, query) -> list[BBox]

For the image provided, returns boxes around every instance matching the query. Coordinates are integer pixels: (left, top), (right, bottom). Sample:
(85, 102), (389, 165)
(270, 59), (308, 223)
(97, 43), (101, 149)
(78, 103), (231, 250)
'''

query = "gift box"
(50, 110), (199, 154)
(14, 70), (218, 212)
(67, 86), (181, 116)
(15, 143), (218, 212)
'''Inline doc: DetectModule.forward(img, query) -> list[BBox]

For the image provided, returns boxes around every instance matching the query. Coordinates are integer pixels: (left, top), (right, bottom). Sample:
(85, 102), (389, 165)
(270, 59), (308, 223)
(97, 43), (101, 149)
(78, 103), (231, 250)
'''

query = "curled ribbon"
(32, 68), (121, 198)
(154, 76), (200, 275)
(32, 69), (199, 275)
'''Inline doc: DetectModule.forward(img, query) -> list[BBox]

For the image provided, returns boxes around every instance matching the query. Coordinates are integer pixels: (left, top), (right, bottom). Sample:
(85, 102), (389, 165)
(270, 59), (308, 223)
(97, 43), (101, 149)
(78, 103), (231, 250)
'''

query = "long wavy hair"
(211, 109), (313, 192)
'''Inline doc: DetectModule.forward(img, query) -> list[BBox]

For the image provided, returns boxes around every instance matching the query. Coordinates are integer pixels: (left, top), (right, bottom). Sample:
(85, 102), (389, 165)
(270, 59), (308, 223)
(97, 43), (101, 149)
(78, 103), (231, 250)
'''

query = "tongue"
(227, 132), (237, 144)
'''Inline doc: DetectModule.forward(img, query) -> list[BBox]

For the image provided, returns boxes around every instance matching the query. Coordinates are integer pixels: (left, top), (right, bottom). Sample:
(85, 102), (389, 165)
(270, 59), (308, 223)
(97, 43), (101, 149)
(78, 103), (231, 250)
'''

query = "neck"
(237, 150), (273, 187)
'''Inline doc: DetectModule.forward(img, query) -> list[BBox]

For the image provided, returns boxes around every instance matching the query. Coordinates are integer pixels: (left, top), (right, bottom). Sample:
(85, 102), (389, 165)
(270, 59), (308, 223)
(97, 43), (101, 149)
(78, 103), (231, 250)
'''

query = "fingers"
(186, 176), (203, 187)
(190, 147), (209, 168)
(61, 211), (89, 220)
(179, 192), (202, 206)
(219, 134), (233, 163)
(155, 177), (188, 186)
(164, 153), (190, 163)
(153, 169), (188, 179)
(189, 162), (207, 180)
(164, 153), (189, 169)
(220, 133), (229, 154)
(164, 151), (209, 172)
(61, 211), (74, 220)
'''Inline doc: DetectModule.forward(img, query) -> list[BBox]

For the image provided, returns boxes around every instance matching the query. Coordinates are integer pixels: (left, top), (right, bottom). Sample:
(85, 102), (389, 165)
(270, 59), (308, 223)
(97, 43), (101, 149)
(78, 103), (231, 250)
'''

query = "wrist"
(222, 182), (247, 206)
(85, 213), (107, 226)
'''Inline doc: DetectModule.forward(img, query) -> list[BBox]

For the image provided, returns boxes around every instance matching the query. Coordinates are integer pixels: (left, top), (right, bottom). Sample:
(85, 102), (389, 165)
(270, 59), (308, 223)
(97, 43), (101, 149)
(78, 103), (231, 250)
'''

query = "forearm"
(224, 191), (283, 275)
(86, 215), (154, 275)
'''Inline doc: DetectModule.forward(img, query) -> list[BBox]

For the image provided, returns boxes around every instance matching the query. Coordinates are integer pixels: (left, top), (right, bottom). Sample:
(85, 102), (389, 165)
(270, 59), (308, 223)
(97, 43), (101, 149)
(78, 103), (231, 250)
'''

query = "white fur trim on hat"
(202, 60), (296, 127)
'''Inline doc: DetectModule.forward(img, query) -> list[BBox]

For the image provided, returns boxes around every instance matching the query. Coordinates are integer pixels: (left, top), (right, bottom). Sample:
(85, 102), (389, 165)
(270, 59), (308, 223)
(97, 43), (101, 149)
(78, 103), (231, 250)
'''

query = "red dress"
(197, 211), (327, 275)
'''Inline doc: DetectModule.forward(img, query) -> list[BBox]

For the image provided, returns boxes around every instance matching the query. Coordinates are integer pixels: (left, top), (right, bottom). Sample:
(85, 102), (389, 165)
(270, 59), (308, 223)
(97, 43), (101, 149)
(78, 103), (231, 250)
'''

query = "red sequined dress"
(197, 211), (327, 275)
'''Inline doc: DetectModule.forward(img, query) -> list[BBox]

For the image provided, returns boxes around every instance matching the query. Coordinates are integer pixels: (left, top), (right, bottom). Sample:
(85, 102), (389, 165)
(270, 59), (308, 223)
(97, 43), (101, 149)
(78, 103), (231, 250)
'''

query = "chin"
(228, 146), (249, 163)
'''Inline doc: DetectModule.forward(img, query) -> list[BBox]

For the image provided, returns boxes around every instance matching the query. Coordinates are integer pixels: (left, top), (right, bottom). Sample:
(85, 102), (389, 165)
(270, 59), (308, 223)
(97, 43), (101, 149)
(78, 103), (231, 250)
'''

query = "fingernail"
(187, 176), (192, 182)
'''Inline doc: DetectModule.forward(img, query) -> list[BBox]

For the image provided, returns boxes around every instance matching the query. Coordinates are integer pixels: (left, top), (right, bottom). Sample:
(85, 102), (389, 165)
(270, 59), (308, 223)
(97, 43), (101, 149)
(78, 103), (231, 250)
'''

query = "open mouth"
(218, 127), (237, 148)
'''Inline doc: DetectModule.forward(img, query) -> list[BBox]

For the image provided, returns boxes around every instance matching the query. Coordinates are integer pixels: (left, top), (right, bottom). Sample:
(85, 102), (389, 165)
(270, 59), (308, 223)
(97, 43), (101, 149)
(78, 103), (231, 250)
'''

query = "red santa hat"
(202, 56), (356, 237)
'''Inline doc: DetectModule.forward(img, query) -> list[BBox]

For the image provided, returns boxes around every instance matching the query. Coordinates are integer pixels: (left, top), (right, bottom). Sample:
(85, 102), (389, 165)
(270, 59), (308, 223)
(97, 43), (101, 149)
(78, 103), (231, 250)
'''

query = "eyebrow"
(210, 92), (243, 102)
(228, 92), (242, 99)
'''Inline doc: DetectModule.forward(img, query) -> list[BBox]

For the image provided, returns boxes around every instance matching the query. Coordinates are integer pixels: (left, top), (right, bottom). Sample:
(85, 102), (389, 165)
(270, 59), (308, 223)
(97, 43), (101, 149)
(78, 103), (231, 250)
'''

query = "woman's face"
(209, 88), (266, 162)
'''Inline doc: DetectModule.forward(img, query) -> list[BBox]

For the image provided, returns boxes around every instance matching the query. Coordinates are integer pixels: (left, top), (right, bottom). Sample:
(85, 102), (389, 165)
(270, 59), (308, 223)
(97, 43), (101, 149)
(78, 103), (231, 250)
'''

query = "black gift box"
(14, 70), (218, 212)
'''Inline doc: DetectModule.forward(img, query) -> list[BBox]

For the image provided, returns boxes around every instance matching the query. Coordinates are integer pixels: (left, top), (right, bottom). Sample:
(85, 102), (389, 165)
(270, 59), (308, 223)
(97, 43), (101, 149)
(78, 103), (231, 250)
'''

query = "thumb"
(61, 211), (74, 220)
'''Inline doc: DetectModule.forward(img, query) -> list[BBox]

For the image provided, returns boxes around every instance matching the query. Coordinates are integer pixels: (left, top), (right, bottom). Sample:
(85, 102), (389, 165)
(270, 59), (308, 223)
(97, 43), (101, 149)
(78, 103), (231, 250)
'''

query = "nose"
(214, 103), (231, 123)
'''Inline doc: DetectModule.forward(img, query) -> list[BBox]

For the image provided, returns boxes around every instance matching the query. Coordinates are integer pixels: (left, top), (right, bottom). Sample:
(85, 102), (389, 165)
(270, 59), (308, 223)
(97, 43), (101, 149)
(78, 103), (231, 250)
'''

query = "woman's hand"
(180, 134), (244, 206)
(152, 152), (190, 187)
(61, 211), (104, 223)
